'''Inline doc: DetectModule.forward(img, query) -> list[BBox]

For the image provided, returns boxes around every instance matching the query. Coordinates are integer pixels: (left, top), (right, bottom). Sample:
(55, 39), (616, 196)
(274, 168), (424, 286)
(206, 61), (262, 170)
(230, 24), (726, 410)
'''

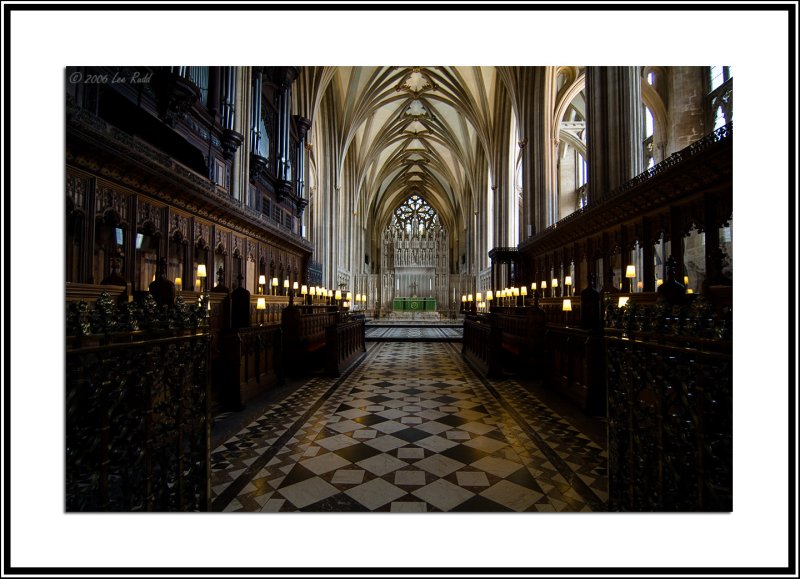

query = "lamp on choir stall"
(327, 289), (333, 305)
(256, 296), (266, 325)
(174, 277), (182, 291)
(293, 281), (299, 295)
(486, 290), (493, 311)
(656, 278), (663, 288)
(284, 279), (290, 296)
(197, 264), (207, 292)
(513, 287), (520, 307)
(687, 288), (694, 294)
(618, 296), (629, 308)
(562, 297), (572, 326)
(346, 291), (352, 303)
(551, 278), (559, 298)
(461, 295), (466, 313)
(564, 276), (572, 296)
(626, 265), (636, 293)
(258, 274), (266, 294)
(540, 281), (547, 299)
(301, 284), (308, 304)
(271, 277), (278, 296)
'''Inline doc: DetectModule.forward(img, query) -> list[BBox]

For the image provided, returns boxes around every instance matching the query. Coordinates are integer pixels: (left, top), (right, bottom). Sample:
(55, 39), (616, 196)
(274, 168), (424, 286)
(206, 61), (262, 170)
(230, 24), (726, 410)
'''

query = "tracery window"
(393, 194), (440, 235)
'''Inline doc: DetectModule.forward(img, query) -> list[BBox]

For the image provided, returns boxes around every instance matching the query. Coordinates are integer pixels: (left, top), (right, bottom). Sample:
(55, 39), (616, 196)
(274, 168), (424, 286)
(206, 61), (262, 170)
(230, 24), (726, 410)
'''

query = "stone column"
(586, 66), (644, 203)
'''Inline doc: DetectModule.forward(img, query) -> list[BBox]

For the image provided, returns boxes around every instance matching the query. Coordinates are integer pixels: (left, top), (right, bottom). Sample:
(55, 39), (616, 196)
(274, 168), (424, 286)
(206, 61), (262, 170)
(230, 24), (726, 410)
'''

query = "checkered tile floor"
(210, 342), (607, 512)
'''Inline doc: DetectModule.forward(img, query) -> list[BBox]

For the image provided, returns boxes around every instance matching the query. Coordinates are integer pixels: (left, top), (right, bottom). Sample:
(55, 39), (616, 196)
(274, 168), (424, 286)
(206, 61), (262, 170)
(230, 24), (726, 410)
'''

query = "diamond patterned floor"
(210, 342), (607, 512)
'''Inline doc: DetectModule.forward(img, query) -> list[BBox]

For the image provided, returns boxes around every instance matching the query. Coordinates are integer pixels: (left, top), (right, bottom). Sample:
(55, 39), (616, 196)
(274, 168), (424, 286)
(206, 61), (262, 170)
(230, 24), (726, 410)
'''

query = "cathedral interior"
(5, 5), (793, 571)
(64, 63), (734, 518)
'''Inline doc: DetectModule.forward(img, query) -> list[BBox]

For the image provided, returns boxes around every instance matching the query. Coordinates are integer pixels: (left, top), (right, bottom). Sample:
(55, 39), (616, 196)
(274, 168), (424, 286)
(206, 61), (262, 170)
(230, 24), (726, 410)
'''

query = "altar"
(393, 297), (437, 312)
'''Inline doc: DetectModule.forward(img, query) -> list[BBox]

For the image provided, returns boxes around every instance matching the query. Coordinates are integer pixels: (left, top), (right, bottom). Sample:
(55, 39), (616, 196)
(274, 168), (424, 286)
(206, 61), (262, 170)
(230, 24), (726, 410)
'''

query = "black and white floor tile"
(210, 341), (607, 512)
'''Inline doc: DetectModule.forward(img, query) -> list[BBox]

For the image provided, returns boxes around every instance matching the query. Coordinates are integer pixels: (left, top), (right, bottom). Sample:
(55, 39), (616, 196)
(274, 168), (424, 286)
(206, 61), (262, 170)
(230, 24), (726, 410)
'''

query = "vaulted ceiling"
(299, 66), (503, 236)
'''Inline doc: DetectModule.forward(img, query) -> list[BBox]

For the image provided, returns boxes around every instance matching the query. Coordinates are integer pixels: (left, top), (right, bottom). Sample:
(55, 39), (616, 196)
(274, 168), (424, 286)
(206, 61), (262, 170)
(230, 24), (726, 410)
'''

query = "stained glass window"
(393, 194), (440, 234)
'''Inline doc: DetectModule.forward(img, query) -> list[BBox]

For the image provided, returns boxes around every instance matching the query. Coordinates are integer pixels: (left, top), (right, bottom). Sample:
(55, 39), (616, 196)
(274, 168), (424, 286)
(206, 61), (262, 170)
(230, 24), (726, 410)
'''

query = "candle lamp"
(626, 265), (636, 293)
(256, 297), (266, 325)
(197, 264), (207, 293)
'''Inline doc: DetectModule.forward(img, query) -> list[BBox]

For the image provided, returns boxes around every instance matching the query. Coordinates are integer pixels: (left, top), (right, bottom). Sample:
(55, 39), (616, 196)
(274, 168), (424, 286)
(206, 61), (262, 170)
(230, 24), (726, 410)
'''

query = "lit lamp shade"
(328, 290), (333, 298)
(551, 278), (558, 288)
(562, 298), (572, 312)
(541, 281), (547, 290)
(564, 276), (572, 286)
(256, 297), (266, 310)
(301, 285), (308, 295)
(513, 288), (520, 297)
(258, 275), (266, 286)
(272, 277), (278, 287)
(486, 290), (493, 301)
(637, 281), (643, 289)
(346, 292), (352, 301)
(684, 276), (689, 286)
(618, 296), (630, 308)
(521, 286), (527, 296)
(284, 279), (289, 289)
(626, 265), (636, 279)
(293, 282), (299, 290)
(687, 288), (694, 294)
(656, 279), (663, 287)
(197, 264), (207, 278)
(476, 292), (482, 302)
(335, 290), (342, 300)
(531, 282), (537, 291)
(174, 277), (182, 290)
(462, 295), (466, 303)
(468, 294), (473, 302)
(310, 286), (316, 296)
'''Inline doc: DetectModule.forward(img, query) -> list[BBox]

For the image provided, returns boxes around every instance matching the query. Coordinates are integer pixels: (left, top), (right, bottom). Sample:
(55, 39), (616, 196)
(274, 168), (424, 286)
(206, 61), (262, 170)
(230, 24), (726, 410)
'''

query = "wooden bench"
(281, 305), (339, 374)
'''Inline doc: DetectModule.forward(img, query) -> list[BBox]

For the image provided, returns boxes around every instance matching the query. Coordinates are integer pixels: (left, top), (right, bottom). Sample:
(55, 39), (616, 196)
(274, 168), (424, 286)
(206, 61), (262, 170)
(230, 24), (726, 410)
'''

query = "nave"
(210, 340), (608, 512)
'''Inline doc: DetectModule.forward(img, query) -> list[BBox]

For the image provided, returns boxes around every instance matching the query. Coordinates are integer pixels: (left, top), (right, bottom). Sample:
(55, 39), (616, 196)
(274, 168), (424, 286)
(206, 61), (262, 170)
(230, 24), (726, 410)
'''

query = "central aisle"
(210, 342), (607, 512)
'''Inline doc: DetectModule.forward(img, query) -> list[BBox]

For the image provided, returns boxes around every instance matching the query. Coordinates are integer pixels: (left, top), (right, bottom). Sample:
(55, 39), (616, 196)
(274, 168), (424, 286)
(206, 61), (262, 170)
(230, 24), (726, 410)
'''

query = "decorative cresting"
(605, 294), (732, 511)
(66, 292), (211, 511)
(381, 194), (449, 312)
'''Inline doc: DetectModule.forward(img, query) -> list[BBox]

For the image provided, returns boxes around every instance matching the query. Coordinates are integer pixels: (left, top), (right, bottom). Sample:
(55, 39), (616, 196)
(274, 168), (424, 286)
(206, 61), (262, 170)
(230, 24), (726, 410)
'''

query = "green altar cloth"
(393, 297), (436, 311)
